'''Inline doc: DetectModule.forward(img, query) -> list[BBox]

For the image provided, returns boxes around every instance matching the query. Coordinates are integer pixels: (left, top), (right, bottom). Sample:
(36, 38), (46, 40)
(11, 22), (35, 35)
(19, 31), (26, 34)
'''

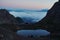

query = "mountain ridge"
(8, 9), (48, 12)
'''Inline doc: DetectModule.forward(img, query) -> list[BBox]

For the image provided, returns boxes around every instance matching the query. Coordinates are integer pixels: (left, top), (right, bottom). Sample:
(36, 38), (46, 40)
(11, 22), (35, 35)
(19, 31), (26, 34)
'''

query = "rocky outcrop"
(0, 9), (24, 40)
(0, 9), (20, 32)
(35, 1), (60, 32)
(34, 0), (60, 39)
(0, 9), (18, 24)
(15, 17), (24, 23)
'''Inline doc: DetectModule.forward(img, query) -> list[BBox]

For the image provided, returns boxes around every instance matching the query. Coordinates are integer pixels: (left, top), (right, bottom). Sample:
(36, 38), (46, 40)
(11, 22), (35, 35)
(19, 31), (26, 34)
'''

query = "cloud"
(10, 11), (47, 23)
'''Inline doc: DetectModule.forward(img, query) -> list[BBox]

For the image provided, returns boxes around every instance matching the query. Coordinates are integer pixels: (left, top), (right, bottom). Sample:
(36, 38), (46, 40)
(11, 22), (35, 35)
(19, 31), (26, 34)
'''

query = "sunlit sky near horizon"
(0, 0), (58, 10)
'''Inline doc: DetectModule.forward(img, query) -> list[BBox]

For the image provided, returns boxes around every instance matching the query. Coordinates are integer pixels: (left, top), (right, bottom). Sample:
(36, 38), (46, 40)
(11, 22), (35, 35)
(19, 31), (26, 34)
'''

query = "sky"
(0, 0), (58, 10)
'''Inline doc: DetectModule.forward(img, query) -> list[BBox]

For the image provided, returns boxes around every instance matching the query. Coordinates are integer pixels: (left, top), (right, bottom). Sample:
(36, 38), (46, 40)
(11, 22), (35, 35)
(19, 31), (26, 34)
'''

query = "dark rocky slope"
(34, 0), (60, 39)
(16, 17), (24, 23)
(0, 9), (21, 40)
(35, 0), (60, 32)
(0, 9), (21, 32)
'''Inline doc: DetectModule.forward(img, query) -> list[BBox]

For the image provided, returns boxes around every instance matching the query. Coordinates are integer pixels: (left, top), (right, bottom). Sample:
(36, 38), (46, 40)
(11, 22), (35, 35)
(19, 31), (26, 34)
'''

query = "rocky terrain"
(0, 9), (21, 40)
(33, 0), (60, 40)
(0, 9), (20, 32)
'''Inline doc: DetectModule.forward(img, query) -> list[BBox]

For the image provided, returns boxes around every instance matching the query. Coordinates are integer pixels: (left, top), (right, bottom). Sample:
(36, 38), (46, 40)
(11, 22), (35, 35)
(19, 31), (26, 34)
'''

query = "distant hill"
(39, 9), (48, 12)
(15, 17), (24, 23)
(8, 9), (48, 12)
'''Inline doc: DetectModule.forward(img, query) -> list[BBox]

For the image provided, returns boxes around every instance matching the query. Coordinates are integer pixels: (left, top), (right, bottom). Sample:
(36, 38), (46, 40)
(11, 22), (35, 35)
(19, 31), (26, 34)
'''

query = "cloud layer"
(10, 11), (47, 23)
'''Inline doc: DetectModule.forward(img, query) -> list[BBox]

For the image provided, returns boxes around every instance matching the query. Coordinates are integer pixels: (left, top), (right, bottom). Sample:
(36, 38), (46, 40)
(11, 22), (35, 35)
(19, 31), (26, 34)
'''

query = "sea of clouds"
(10, 11), (47, 23)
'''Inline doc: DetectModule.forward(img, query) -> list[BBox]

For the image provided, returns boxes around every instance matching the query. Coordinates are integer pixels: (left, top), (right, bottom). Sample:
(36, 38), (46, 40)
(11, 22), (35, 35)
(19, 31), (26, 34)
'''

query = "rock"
(35, 1), (60, 32)
(34, 0), (60, 39)
(0, 9), (20, 32)
(0, 9), (22, 40)
(15, 17), (24, 23)
(0, 27), (17, 40)
(0, 9), (18, 24)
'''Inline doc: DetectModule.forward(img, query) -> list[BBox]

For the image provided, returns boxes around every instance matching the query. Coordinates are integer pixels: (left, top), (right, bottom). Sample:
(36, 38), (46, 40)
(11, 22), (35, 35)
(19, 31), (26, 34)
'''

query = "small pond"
(16, 29), (50, 37)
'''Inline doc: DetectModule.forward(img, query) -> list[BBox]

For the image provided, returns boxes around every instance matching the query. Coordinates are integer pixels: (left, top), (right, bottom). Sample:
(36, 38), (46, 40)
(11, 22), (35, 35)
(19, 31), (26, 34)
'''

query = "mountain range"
(8, 9), (48, 12)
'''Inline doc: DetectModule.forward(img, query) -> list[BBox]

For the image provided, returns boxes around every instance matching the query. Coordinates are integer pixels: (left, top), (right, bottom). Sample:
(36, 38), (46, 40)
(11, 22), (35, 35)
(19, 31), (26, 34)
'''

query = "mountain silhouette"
(8, 9), (48, 12)
(0, 9), (20, 32)
(15, 17), (24, 23)
(34, 0), (60, 39)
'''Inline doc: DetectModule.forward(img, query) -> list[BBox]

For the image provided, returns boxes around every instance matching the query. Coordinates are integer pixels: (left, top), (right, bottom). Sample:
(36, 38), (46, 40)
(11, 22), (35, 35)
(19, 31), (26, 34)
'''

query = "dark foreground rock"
(0, 9), (21, 40)
(0, 27), (17, 40)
